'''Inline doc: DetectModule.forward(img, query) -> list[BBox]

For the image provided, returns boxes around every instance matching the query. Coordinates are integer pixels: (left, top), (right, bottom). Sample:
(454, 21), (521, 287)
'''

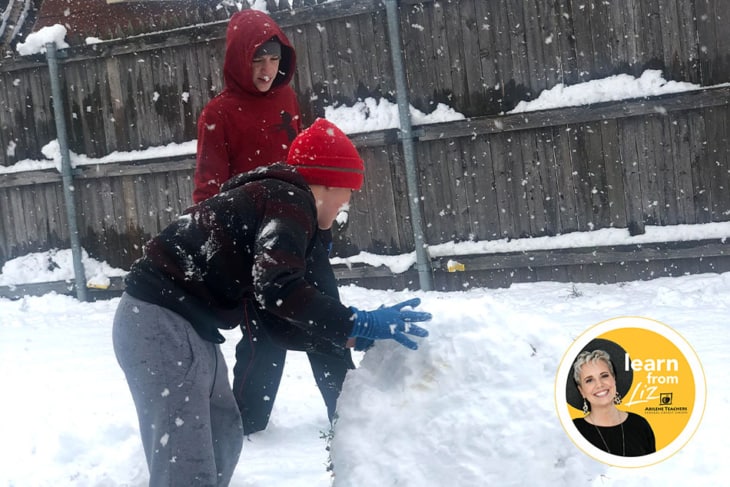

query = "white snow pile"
(325, 97), (465, 134)
(509, 70), (707, 113)
(332, 289), (601, 486)
(0, 248), (126, 288)
(16, 24), (69, 56)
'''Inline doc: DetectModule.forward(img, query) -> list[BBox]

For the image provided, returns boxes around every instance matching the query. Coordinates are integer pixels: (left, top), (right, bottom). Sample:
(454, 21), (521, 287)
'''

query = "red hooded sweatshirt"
(193, 10), (301, 203)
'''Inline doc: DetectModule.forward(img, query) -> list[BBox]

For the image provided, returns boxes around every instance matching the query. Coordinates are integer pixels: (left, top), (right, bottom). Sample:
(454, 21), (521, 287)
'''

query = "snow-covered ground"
(1, 252), (729, 486)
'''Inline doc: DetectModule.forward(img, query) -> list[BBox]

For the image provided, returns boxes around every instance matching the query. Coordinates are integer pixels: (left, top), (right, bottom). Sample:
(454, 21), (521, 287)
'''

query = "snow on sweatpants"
(113, 292), (243, 487)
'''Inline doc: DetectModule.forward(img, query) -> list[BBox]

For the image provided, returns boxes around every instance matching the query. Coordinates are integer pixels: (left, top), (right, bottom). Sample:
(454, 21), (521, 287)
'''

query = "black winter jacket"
(124, 164), (354, 345)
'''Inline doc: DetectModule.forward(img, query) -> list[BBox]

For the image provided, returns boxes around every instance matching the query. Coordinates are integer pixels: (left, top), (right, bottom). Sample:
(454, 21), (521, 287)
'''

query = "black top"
(573, 412), (656, 457)
(124, 164), (353, 345)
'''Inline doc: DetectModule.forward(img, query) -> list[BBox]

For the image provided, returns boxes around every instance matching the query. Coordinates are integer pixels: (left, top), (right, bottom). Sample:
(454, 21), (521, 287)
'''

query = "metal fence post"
(384, 0), (434, 291)
(45, 42), (88, 301)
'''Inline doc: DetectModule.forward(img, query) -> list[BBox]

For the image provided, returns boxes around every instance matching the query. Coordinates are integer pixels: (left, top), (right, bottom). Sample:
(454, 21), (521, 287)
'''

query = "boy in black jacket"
(113, 119), (431, 486)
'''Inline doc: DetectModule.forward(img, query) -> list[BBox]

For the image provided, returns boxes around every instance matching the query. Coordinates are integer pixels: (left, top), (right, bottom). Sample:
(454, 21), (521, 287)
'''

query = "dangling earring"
(582, 398), (589, 415)
(614, 392), (622, 405)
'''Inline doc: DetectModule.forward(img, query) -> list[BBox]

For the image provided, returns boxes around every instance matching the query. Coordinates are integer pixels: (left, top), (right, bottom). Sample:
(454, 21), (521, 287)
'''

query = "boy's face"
(312, 186), (354, 230)
(252, 54), (280, 92)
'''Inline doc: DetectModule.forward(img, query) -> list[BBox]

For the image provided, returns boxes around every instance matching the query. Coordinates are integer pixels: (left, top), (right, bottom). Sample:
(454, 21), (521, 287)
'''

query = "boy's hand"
(349, 298), (431, 350)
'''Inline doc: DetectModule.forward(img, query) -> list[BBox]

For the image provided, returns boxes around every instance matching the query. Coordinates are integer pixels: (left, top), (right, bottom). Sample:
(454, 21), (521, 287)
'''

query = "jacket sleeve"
(252, 192), (354, 347)
(193, 105), (230, 203)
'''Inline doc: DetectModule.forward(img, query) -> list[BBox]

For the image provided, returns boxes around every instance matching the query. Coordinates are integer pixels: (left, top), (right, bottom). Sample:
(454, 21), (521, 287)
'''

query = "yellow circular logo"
(555, 316), (706, 467)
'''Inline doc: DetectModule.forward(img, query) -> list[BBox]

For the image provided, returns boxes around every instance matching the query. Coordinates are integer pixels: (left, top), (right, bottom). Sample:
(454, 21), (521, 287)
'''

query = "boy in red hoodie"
(193, 9), (301, 203)
(193, 10), (354, 436)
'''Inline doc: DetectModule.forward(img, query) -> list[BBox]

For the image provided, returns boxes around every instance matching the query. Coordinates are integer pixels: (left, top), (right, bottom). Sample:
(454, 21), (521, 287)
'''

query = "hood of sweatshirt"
(223, 10), (297, 97)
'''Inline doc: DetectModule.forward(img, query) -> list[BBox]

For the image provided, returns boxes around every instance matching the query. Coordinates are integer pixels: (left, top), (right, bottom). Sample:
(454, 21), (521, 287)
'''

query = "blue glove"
(349, 298), (431, 350)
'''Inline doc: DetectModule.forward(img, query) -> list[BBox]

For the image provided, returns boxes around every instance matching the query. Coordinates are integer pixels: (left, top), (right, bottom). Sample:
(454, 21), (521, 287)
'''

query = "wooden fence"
(2, 85), (728, 275)
(0, 0), (729, 291)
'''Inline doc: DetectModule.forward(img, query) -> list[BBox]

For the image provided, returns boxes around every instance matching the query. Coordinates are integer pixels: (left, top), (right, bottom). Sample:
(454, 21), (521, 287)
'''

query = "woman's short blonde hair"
(572, 349), (615, 385)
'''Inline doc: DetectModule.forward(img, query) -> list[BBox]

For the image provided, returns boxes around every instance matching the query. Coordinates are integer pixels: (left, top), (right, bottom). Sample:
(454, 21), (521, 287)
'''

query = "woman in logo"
(570, 343), (656, 457)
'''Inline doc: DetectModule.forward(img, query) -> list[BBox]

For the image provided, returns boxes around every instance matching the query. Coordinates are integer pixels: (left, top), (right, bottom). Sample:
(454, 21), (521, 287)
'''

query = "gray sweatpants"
(113, 293), (243, 487)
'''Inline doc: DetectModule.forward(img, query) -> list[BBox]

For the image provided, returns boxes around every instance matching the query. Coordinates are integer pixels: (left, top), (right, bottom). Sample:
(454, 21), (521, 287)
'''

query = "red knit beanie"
(287, 118), (364, 190)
